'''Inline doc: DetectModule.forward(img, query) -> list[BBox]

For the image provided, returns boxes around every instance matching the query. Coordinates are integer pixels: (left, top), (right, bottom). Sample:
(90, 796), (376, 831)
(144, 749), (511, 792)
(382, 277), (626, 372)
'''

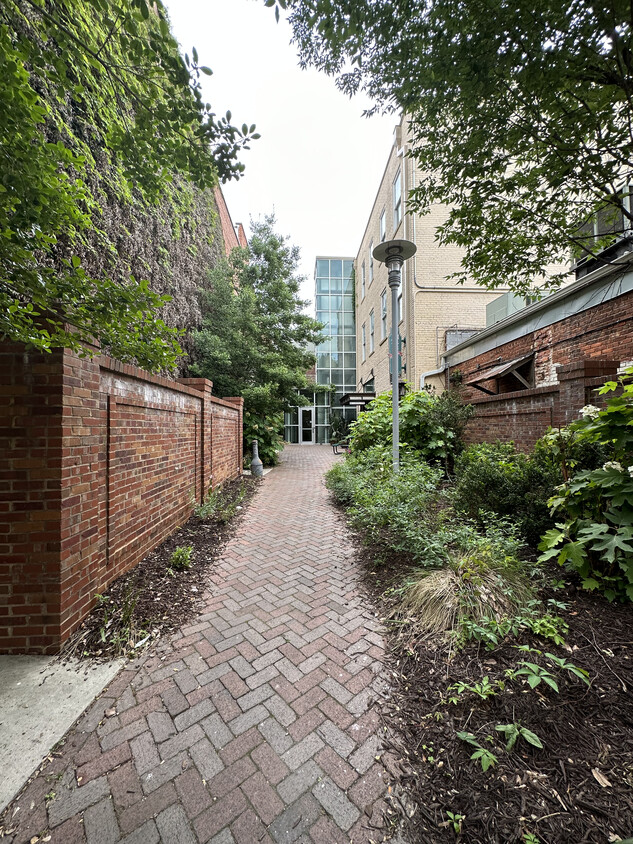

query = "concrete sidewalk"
(1, 445), (397, 844)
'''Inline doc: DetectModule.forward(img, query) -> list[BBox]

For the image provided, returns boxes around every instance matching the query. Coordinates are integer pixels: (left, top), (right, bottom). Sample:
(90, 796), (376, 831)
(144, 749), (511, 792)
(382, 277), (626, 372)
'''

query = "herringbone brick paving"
(3, 445), (398, 844)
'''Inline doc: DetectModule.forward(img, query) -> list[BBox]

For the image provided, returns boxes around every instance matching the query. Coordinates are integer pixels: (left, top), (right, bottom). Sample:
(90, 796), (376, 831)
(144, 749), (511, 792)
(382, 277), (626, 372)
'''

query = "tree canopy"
(272, 0), (633, 295)
(1, 0), (258, 369)
(189, 216), (324, 464)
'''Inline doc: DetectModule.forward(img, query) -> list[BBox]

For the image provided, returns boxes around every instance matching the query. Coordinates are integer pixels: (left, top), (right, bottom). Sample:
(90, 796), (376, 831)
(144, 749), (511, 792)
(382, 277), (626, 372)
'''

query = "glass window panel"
(328, 278), (342, 294)
(343, 312), (355, 331)
(325, 295), (342, 311)
(317, 370), (332, 385)
(316, 352), (331, 369)
(316, 407), (328, 425)
(330, 369), (344, 386)
(343, 408), (357, 424)
(317, 278), (331, 294)
(330, 260), (342, 278)
(316, 295), (331, 311)
(343, 294), (354, 311)
(344, 353), (356, 368)
(285, 426), (299, 443)
(316, 310), (328, 324)
(316, 337), (332, 352)
(315, 391), (329, 406)
(343, 336), (356, 351)
(328, 313), (340, 334)
(316, 259), (329, 277)
(343, 274), (354, 294)
(315, 426), (329, 444)
(344, 260), (354, 278)
(284, 408), (299, 426)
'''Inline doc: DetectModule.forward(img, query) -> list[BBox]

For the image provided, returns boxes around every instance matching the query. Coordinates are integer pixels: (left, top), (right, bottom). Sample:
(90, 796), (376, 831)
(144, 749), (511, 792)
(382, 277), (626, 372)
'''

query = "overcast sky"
(163, 0), (396, 307)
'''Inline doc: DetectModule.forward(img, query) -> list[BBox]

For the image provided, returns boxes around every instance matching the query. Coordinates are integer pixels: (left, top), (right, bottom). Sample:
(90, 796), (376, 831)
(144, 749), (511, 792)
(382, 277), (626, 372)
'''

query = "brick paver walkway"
(3, 446), (397, 844)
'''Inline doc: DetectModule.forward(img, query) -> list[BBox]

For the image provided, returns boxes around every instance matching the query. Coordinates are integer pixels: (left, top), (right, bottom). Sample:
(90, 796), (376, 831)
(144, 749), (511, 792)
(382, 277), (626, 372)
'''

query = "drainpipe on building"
(420, 363), (448, 390)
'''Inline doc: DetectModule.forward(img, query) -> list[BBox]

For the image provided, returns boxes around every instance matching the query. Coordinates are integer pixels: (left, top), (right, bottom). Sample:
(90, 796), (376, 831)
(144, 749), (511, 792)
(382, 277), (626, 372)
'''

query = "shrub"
(326, 446), (445, 564)
(452, 441), (558, 546)
(539, 368), (633, 601)
(395, 524), (534, 637)
(170, 546), (193, 571)
(348, 388), (473, 472)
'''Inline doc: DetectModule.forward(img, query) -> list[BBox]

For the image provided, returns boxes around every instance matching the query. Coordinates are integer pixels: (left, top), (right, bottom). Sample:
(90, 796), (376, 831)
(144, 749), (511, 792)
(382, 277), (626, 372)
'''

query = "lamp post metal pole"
(388, 264), (401, 472)
(372, 239), (417, 474)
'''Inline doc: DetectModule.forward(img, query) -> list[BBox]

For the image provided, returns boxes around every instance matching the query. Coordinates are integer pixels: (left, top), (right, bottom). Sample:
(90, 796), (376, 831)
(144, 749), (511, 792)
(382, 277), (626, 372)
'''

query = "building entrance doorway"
(300, 407), (314, 443)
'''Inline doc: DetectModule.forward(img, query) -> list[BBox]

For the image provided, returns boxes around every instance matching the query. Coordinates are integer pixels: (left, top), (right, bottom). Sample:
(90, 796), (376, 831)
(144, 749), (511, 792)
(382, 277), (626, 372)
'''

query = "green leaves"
(1, 0), (259, 367)
(536, 372), (633, 601)
(496, 723), (543, 752)
(190, 216), (323, 463)
(456, 732), (498, 771)
(348, 388), (473, 472)
(279, 0), (633, 296)
(513, 662), (559, 692)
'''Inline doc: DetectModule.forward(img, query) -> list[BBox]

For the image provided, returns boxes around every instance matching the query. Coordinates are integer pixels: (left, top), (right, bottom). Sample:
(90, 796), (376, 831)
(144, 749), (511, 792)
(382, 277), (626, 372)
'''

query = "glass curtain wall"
(284, 257), (356, 444)
(315, 258), (357, 442)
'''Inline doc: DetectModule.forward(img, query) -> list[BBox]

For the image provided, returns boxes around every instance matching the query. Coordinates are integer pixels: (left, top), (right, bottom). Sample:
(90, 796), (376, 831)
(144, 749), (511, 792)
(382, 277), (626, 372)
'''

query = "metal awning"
(465, 354), (534, 395)
(340, 392), (376, 408)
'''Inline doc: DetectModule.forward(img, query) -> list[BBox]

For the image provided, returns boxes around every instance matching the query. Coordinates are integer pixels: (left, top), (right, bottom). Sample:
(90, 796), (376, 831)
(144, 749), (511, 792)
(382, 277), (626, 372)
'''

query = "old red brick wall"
(1, 345), (243, 653)
(449, 290), (633, 451)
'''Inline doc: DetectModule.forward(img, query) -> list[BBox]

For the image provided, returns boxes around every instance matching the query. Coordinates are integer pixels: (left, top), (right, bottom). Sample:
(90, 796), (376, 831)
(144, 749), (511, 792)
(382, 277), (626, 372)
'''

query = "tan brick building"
(355, 115), (510, 394)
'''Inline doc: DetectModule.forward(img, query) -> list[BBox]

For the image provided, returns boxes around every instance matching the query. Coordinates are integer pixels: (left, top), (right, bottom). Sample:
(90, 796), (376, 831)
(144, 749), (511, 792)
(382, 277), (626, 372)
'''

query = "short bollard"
(251, 439), (264, 478)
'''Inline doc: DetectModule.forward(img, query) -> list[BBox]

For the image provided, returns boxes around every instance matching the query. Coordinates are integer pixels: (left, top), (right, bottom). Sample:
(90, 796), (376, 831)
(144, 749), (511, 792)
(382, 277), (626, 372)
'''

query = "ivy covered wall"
(1, 0), (256, 371)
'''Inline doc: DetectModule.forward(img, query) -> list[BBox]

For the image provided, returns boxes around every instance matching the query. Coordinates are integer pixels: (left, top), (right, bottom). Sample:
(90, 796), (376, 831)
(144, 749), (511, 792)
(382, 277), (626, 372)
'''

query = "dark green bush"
(452, 442), (558, 547)
(453, 432), (611, 548)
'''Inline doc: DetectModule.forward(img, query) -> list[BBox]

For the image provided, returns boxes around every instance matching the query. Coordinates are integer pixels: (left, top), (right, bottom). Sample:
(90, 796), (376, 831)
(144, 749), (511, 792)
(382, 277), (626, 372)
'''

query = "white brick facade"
(355, 116), (509, 395)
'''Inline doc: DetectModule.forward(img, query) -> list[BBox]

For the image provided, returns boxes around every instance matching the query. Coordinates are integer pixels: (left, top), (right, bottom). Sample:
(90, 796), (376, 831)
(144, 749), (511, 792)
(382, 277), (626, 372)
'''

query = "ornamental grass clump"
(395, 527), (533, 638)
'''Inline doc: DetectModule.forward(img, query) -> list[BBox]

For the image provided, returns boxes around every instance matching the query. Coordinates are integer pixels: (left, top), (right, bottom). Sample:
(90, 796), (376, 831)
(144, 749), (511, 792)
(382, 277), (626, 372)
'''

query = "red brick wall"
(1, 345), (243, 653)
(449, 290), (633, 451)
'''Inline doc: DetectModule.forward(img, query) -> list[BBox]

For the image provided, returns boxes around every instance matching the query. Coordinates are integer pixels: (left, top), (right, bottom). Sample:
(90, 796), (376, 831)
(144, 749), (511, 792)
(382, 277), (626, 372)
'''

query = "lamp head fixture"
(372, 239), (417, 271)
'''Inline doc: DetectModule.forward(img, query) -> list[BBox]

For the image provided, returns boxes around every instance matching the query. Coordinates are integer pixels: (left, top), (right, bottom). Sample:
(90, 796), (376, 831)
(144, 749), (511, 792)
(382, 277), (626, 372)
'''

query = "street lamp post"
(372, 239), (417, 473)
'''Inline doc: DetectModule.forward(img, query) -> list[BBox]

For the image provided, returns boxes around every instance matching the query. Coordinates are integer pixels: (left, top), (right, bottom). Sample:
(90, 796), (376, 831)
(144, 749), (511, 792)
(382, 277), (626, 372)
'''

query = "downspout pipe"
(420, 363), (448, 390)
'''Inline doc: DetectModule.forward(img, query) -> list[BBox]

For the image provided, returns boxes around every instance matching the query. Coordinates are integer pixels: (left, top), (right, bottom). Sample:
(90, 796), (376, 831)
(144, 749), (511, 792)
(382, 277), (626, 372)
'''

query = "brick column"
(58, 348), (106, 644)
(178, 378), (214, 500)
(0, 343), (65, 653)
(223, 397), (244, 475)
(557, 359), (619, 427)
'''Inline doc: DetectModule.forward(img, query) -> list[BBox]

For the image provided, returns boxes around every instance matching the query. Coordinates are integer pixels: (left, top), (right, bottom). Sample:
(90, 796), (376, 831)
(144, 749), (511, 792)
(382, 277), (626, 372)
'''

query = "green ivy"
(0, 0), (258, 369)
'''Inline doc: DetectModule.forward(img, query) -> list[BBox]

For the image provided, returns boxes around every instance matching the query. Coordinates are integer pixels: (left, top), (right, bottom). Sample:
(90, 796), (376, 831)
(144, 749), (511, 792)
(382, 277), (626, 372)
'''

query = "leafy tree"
(1, 0), (258, 369)
(272, 0), (633, 295)
(189, 216), (324, 464)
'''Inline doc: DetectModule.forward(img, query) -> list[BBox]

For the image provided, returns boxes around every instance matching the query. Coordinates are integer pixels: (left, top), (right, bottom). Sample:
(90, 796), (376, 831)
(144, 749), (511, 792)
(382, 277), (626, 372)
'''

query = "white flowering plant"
(539, 367), (633, 601)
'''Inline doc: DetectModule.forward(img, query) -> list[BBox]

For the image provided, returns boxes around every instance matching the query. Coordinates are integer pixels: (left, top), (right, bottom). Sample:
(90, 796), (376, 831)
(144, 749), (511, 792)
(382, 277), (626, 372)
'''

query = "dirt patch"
(60, 476), (261, 661)
(359, 550), (633, 844)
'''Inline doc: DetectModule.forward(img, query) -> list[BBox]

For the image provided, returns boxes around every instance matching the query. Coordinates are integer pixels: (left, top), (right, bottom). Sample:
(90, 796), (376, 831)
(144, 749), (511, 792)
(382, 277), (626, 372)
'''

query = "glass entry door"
(300, 407), (314, 443)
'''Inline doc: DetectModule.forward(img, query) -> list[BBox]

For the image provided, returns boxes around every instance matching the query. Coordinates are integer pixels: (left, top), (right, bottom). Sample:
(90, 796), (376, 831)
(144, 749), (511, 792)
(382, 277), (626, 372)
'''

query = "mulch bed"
(60, 476), (261, 661)
(358, 550), (633, 844)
